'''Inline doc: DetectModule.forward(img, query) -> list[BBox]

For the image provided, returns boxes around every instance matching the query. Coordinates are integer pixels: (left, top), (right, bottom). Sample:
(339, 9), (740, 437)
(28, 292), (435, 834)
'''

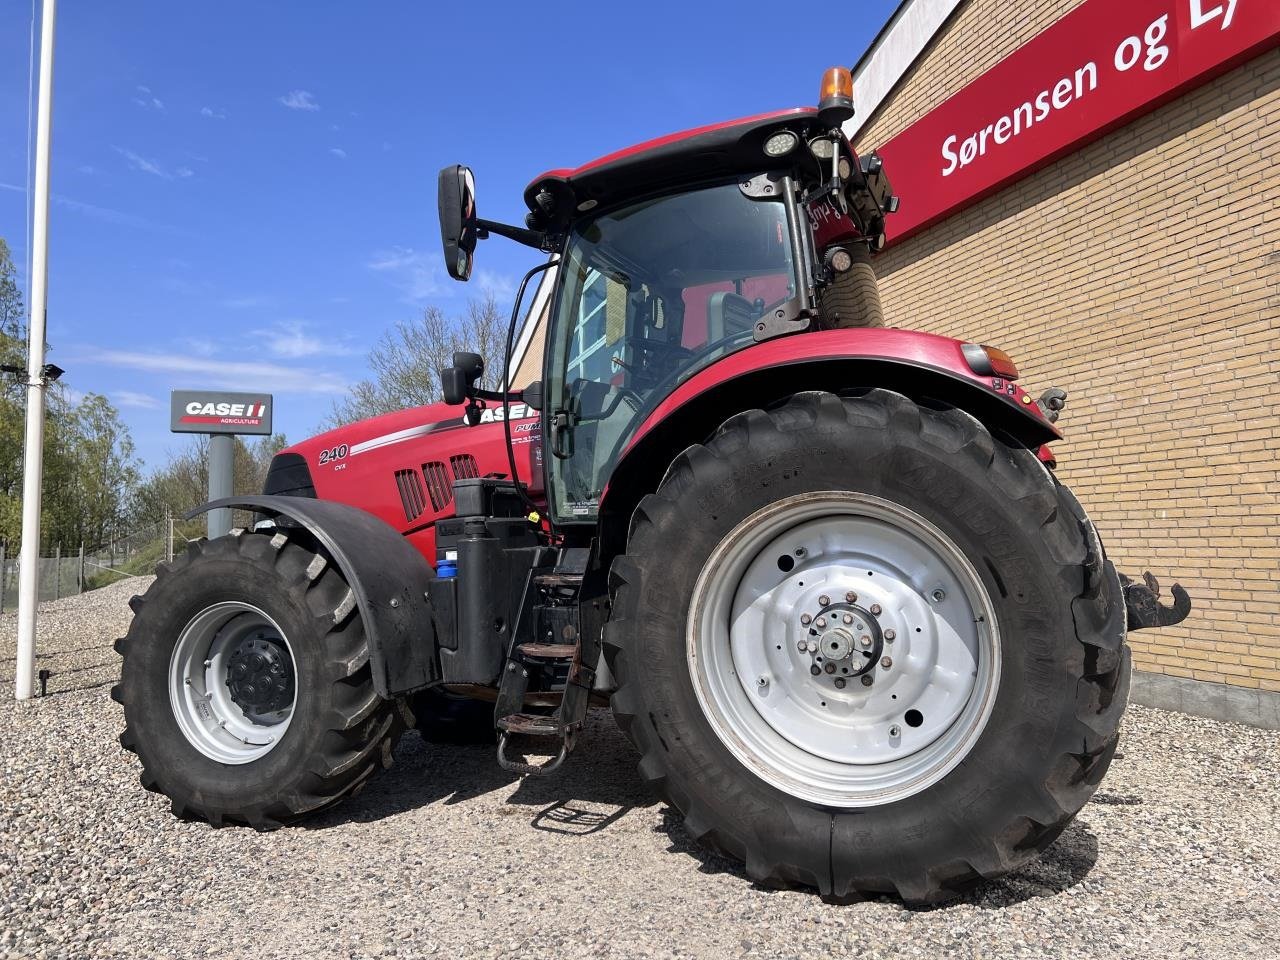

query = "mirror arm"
(471, 386), (518, 403)
(476, 217), (546, 251)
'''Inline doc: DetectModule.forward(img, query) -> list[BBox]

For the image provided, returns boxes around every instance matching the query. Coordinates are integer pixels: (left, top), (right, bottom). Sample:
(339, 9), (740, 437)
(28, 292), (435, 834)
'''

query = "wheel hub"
(226, 635), (295, 723)
(805, 603), (882, 679)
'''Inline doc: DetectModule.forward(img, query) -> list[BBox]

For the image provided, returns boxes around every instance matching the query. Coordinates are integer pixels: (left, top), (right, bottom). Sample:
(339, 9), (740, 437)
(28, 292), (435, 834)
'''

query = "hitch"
(1119, 571), (1191, 631)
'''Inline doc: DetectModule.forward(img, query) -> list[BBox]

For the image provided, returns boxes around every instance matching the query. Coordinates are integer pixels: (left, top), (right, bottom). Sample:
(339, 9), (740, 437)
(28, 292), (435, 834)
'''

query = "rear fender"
(187, 495), (438, 698)
(598, 330), (1060, 563)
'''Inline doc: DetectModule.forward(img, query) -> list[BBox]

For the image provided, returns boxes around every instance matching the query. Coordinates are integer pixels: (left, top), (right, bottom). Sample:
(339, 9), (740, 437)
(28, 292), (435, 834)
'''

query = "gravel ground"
(1, 581), (1278, 960)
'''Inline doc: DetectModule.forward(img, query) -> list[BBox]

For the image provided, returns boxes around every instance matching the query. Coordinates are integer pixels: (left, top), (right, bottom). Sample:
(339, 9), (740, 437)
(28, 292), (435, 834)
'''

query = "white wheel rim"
(687, 491), (1000, 807)
(168, 602), (298, 765)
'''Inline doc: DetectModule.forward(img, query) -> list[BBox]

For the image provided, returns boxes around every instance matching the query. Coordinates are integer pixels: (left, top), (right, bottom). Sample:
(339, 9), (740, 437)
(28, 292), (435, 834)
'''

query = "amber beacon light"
(818, 66), (855, 126)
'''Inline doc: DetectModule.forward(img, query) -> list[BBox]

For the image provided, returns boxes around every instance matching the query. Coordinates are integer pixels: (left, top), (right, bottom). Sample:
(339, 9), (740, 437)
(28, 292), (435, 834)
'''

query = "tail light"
(961, 343), (1020, 380)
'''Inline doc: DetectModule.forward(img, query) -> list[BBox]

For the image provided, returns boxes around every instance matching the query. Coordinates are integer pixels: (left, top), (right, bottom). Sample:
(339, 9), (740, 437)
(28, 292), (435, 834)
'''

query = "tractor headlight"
(764, 130), (799, 157)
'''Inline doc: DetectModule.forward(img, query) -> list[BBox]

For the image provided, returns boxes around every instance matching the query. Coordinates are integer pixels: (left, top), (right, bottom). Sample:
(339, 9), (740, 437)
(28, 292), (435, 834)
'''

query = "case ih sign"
(876, 0), (1280, 244)
(170, 390), (273, 435)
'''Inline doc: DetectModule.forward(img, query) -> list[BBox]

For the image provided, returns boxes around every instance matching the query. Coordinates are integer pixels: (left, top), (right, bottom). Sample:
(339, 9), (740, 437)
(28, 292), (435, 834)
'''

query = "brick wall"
(855, 0), (1280, 690)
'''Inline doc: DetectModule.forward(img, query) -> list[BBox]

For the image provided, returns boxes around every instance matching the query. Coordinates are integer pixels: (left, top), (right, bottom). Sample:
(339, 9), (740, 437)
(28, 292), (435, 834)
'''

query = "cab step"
(516, 642), (576, 659)
(496, 712), (577, 775)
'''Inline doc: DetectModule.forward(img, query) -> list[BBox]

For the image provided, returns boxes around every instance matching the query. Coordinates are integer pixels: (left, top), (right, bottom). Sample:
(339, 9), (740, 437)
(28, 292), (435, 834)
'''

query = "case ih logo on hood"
(170, 390), (274, 436)
(477, 403), (537, 424)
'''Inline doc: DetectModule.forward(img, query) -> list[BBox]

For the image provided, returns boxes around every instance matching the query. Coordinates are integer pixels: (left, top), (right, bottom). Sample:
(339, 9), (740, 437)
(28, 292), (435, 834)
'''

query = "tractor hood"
(266, 399), (543, 562)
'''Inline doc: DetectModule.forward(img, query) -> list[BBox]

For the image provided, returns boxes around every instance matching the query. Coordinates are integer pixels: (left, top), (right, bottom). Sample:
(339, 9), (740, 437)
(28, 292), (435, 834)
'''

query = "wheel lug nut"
(889, 724), (901, 737)
(800, 613), (812, 625)
(824, 662), (837, 674)
(870, 603), (882, 616)
(881, 656), (893, 669)
(845, 591), (857, 603)
(842, 614), (853, 625)
(818, 595), (830, 607)
(816, 617), (827, 629)
(834, 678), (846, 689)
(860, 636), (872, 648)
(810, 665), (822, 677)
(884, 629), (896, 641)
(797, 641), (808, 653)
(861, 675), (873, 686)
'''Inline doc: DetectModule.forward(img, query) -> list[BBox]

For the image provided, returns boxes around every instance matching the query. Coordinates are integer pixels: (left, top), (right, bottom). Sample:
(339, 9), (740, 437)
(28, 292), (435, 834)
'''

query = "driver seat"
(706, 292), (757, 343)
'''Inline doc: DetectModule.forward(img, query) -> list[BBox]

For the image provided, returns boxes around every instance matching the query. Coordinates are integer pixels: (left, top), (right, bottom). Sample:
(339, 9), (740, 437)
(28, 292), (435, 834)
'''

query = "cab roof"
(523, 108), (819, 226)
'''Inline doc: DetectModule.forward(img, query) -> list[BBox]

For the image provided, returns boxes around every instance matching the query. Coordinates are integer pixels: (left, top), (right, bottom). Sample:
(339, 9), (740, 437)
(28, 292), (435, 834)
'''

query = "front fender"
(186, 495), (438, 698)
(597, 329), (1060, 561)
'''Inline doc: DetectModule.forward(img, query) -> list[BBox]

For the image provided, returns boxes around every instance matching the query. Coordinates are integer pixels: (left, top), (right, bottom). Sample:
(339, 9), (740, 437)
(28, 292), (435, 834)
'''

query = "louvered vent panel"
(450, 454), (479, 480)
(393, 469), (426, 522)
(422, 461), (453, 511)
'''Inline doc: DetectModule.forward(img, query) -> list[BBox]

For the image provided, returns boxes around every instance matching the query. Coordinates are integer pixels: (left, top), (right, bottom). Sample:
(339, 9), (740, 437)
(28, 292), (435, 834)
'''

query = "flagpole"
(15, 0), (57, 701)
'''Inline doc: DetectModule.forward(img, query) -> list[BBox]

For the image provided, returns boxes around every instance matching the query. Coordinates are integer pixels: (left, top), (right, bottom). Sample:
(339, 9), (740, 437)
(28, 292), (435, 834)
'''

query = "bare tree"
(327, 293), (507, 427)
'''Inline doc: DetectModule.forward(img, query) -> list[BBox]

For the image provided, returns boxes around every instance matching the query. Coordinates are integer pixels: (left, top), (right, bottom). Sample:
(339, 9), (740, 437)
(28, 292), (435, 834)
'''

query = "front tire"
(605, 390), (1129, 902)
(113, 531), (406, 829)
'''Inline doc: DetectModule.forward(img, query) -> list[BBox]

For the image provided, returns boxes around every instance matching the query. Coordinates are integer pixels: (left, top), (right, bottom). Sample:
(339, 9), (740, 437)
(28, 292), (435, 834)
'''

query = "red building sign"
(876, 0), (1280, 244)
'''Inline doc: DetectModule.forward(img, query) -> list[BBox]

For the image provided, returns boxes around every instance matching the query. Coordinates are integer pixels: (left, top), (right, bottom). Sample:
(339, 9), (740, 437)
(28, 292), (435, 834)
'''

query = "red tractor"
(115, 68), (1190, 903)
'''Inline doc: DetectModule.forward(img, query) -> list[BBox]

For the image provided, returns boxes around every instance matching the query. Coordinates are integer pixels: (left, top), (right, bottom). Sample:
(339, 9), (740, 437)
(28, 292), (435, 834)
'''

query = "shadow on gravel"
(304, 709), (656, 834)
(654, 809), (1100, 908)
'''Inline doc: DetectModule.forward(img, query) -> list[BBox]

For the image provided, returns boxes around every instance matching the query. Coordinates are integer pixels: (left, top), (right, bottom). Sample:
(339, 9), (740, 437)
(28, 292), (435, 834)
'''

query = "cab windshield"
(545, 180), (798, 520)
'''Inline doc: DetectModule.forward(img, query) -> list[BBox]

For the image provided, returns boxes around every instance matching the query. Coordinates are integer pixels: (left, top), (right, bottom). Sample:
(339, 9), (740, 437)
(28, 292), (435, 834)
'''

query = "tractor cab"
(438, 70), (899, 525)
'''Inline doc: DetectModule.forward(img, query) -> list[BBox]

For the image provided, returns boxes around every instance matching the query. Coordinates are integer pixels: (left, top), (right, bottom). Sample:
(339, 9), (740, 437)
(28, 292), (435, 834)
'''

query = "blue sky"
(0, 1), (897, 470)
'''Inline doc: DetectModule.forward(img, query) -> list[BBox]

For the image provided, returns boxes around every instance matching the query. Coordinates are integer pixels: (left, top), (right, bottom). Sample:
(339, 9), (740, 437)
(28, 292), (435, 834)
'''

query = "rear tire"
(605, 390), (1128, 902)
(113, 531), (406, 829)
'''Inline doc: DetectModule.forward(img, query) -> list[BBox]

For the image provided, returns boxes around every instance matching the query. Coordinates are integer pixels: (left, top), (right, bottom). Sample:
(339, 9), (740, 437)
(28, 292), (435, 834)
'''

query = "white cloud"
(175, 166), (195, 179)
(367, 247), (444, 302)
(114, 146), (172, 179)
(177, 337), (219, 357)
(200, 106), (227, 119)
(477, 270), (516, 301)
(132, 85), (164, 111)
(0, 181), (192, 235)
(328, 147), (347, 160)
(78, 164), (97, 175)
(278, 90), (319, 111)
(254, 321), (357, 360)
(113, 390), (160, 410)
(89, 349), (349, 394)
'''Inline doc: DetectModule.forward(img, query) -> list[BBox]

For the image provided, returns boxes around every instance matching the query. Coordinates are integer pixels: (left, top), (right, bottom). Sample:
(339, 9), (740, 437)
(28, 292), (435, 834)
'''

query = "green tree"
(0, 236), (143, 551)
(328, 293), (506, 426)
(129, 433), (288, 530)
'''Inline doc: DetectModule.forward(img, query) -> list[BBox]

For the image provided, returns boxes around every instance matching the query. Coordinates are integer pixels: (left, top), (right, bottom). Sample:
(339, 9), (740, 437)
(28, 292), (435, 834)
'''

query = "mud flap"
(1118, 571), (1192, 631)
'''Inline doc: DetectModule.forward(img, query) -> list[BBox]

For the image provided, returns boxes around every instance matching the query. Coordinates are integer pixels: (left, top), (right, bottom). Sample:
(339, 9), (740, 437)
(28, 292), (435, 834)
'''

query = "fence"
(0, 518), (207, 612)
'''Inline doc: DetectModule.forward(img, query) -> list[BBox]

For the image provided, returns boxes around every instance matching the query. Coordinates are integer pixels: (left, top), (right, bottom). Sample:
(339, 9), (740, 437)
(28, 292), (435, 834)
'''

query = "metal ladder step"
(534, 572), (583, 589)
(496, 712), (574, 775)
(496, 712), (564, 737)
(516, 642), (576, 659)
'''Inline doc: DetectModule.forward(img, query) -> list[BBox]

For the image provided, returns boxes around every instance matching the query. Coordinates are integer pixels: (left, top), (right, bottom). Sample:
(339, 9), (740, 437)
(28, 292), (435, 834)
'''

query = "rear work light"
(961, 343), (1020, 381)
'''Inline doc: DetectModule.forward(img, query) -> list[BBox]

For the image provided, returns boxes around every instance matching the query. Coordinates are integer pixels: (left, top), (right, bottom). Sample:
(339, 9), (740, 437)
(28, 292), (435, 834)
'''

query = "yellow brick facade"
(854, 0), (1280, 690)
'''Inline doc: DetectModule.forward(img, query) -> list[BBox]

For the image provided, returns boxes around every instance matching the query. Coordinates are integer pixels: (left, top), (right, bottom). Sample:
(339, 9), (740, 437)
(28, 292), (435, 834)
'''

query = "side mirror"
(438, 164), (478, 281)
(440, 352), (485, 406)
(441, 367), (468, 406)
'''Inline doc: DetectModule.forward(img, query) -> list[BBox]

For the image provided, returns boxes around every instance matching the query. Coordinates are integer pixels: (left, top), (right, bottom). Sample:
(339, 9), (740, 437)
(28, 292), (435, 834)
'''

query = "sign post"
(170, 390), (273, 540)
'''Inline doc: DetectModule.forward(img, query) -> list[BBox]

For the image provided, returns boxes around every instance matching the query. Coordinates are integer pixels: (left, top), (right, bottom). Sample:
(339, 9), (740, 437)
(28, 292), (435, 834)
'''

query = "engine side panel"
(277, 402), (543, 566)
